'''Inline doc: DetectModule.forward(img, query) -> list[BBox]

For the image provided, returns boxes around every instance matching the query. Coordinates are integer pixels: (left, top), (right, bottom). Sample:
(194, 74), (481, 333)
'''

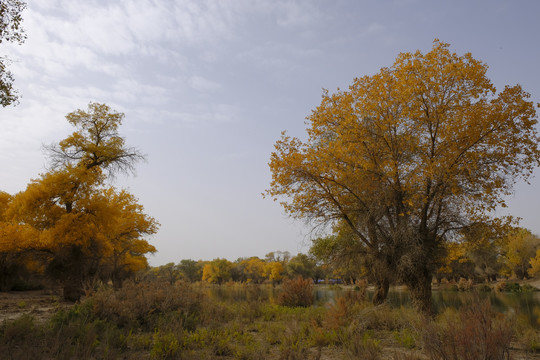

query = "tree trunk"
(112, 272), (123, 290)
(372, 278), (389, 305)
(63, 281), (83, 302)
(407, 269), (433, 316)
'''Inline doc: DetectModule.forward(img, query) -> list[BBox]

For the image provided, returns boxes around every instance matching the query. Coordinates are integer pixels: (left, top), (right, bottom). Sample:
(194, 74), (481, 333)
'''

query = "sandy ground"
(0, 289), (71, 324)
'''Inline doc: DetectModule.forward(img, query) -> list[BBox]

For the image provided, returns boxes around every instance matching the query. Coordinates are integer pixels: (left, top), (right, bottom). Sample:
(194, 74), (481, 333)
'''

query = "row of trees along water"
(149, 225), (540, 287)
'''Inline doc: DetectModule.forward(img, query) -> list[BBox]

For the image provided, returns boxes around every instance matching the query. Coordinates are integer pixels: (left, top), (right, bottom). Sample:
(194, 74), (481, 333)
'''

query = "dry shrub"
(457, 278), (473, 291)
(352, 304), (419, 332)
(277, 277), (314, 308)
(88, 280), (203, 331)
(325, 290), (365, 330)
(0, 314), (44, 360)
(278, 321), (312, 360)
(341, 329), (381, 360)
(422, 300), (514, 360)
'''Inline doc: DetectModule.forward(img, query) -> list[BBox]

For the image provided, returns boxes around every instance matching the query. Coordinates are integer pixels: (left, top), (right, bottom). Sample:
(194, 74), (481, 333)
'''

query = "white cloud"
(366, 23), (385, 35)
(237, 41), (321, 71)
(274, 1), (322, 28)
(166, 103), (241, 127)
(188, 76), (222, 92)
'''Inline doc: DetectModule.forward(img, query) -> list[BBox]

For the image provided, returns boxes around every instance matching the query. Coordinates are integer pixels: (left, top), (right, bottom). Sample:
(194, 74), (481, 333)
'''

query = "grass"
(1, 279), (538, 359)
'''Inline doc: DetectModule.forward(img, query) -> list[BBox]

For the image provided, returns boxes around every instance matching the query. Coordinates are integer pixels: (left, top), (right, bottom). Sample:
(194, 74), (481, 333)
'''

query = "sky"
(2, 0), (540, 266)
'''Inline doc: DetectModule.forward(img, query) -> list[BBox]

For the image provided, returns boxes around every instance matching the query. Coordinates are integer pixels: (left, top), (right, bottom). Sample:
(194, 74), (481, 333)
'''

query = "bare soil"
(0, 289), (72, 324)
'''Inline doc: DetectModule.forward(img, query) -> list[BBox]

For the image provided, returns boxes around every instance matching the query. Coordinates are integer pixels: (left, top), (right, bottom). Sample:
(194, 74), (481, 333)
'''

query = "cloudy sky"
(2, 0), (540, 266)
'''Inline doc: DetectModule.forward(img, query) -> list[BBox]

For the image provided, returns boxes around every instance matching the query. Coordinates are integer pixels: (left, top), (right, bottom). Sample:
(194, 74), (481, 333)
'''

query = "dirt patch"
(0, 290), (72, 324)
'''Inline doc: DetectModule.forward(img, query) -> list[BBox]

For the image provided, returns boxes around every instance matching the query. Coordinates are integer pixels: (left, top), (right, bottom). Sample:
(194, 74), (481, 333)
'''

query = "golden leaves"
(267, 40), (539, 254)
(1, 103), (158, 289)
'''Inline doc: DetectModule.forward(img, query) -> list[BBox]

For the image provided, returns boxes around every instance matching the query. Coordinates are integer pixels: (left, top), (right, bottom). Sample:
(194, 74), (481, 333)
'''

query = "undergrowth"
(0, 279), (537, 359)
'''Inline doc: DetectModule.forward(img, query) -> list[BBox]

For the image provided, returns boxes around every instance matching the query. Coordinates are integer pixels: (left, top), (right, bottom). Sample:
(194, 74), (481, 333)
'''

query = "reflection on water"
(207, 285), (540, 328)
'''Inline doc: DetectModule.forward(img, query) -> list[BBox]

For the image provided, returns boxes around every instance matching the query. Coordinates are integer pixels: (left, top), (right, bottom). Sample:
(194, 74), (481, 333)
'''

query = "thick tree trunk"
(63, 281), (83, 302)
(407, 269), (433, 315)
(112, 273), (123, 290)
(372, 278), (390, 305)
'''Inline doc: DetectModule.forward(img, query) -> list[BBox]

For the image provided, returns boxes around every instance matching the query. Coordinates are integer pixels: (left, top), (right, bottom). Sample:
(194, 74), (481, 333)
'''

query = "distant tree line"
(146, 224), (540, 288)
(146, 251), (328, 286)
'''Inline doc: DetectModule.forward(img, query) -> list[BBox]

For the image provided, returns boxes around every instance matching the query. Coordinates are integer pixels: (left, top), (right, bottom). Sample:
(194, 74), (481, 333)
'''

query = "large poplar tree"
(267, 40), (540, 314)
(3, 103), (157, 300)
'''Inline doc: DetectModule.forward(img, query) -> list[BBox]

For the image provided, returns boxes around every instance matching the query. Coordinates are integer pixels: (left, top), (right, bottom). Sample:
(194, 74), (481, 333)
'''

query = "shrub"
(422, 300), (514, 360)
(342, 330), (381, 360)
(521, 284), (538, 292)
(520, 327), (540, 353)
(475, 283), (492, 292)
(351, 304), (419, 332)
(88, 280), (202, 331)
(278, 321), (312, 360)
(277, 277), (314, 307)
(393, 328), (417, 349)
(151, 331), (181, 360)
(495, 281), (521, 292)
(457, 278), (473, 291)
(325, 290), (365, 330)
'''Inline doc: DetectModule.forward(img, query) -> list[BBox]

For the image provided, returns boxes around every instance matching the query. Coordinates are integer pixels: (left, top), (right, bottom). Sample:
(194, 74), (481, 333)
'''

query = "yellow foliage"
(529, 249), (540, 278)
(266, 40), (540, 291)
(500, 228), (540, 279)
(264, 261), (284, 283)
(241, 257), (266, 283)
(1, 103), (157, 295)
(202, 258), (232, 284)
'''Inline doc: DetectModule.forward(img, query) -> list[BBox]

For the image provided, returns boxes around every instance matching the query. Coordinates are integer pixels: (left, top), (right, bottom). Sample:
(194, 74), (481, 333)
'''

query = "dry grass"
(1, 281), (537, 359)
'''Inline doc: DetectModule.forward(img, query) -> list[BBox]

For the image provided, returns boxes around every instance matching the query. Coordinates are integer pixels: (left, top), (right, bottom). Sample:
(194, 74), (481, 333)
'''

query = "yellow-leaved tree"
(6, 103), (158, 300)
(0, 190), (44, 290)
(500, 228), (540, 279)
(267, 40), (540, 314)
(202, 258), (232, 284)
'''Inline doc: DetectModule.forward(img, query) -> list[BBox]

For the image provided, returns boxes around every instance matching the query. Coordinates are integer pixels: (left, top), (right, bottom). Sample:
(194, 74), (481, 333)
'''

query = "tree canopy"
(45, 102), (145, 176)
(267, 40), (540, 313)
(0, 103), (157, 299)
(0, 0), (26, 106)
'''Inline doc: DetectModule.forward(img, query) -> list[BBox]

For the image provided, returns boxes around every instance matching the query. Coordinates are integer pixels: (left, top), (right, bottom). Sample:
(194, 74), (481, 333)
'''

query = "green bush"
(495, 281), (522, 292)
(151, 331), (181, 360)
(521, 284), (538, 292)
(475, 283), (492, 292)
(393, 328), (417, 349)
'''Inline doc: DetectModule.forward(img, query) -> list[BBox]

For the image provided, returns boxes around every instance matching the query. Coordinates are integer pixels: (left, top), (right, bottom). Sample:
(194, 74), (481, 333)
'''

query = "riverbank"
(2, 280), (540, 359)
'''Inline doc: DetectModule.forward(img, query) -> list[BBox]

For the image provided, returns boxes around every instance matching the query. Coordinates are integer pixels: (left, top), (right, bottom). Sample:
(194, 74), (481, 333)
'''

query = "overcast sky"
(2, 0), (540, 266)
